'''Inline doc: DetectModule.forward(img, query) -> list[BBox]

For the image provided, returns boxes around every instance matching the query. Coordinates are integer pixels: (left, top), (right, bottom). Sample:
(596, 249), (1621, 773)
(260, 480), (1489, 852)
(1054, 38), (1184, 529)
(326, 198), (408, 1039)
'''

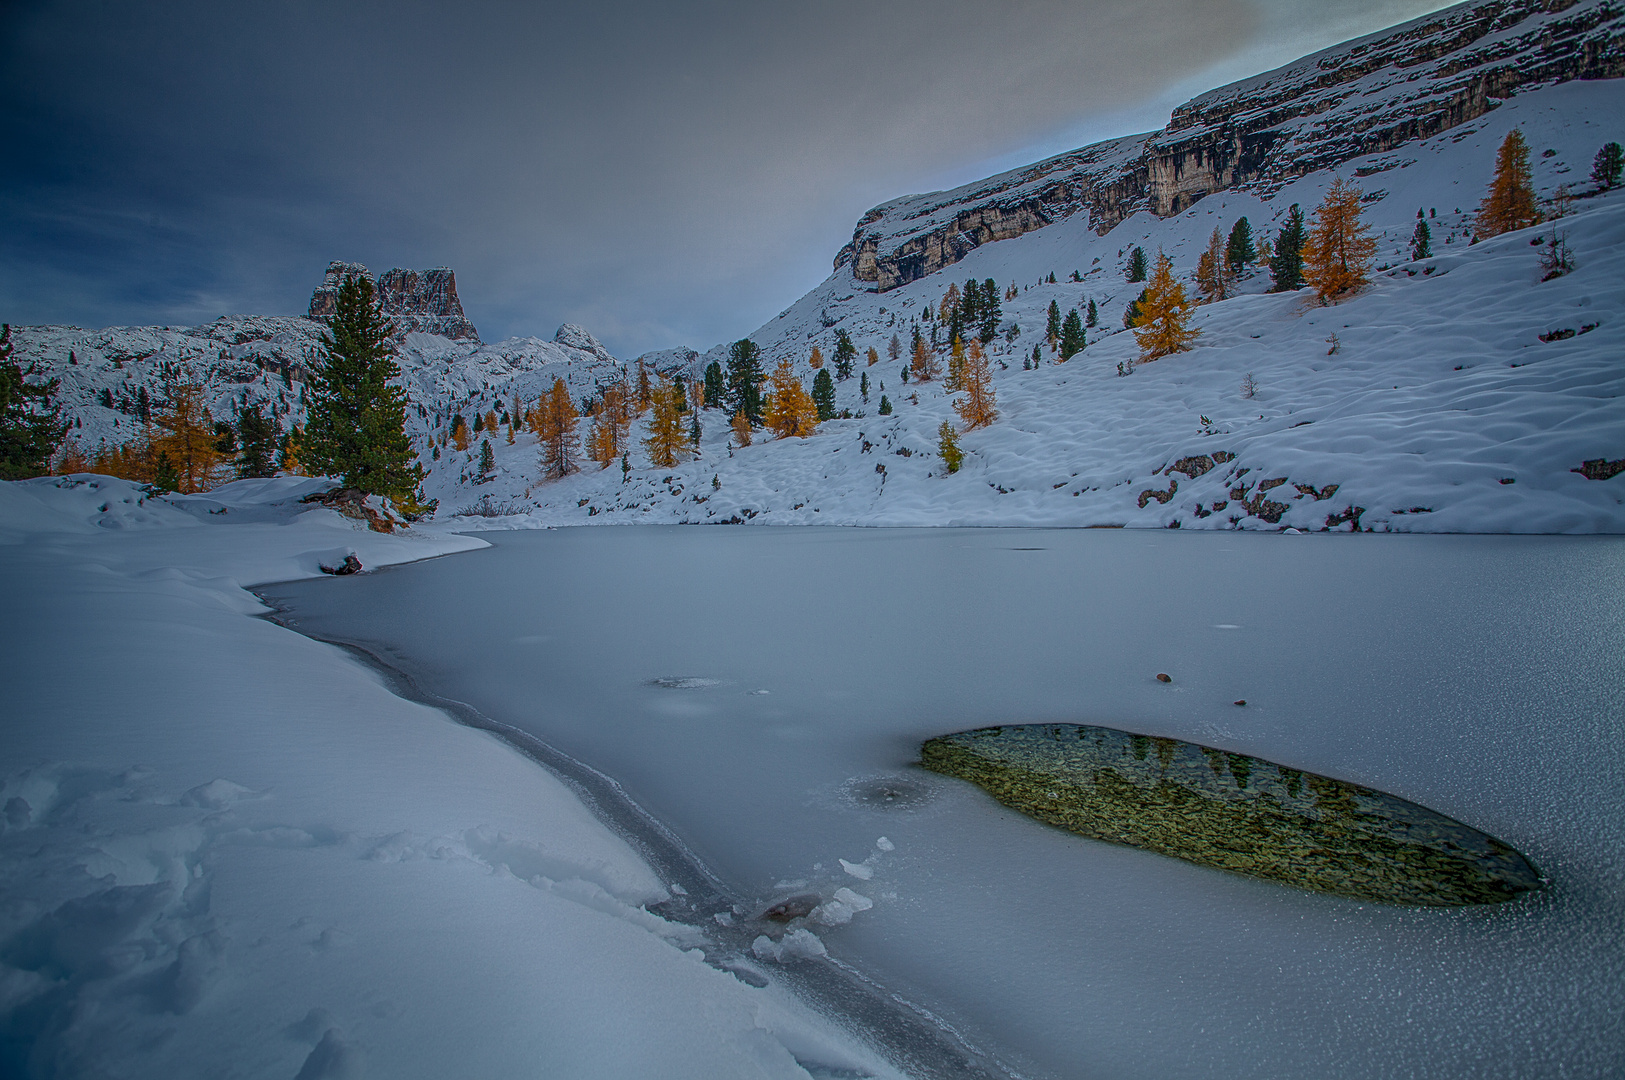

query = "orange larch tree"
(151, 380), (226, 493)
(953, 340), (998, 429)
(763, 358), (819, 439)
(642, 375), (691, 467)
(808, 345), (824, 369)
(535, 377), (579, 478)
(1132, 252), (1200, 362)
(1303, 177), (1377, 303)
(1195, 226), (1229, 302)
(910, 335), (941, 382)
(1477, 129), (1540, 237)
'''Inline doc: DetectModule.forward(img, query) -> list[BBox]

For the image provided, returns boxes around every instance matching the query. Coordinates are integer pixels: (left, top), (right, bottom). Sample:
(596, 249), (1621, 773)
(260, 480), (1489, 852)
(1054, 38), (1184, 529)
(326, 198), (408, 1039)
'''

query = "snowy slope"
(0, 475), (905, 1079)
(446, 79), (1625, 533)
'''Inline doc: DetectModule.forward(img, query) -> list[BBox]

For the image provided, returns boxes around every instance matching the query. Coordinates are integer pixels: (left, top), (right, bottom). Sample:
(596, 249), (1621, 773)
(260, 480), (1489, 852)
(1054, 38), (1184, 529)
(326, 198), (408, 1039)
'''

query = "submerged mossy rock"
(921, 724), (1542, 906)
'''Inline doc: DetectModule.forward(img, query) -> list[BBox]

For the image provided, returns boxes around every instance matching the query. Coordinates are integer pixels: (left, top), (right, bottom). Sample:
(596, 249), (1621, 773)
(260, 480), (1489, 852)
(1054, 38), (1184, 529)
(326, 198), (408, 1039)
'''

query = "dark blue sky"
(0, 0), (1450, 356)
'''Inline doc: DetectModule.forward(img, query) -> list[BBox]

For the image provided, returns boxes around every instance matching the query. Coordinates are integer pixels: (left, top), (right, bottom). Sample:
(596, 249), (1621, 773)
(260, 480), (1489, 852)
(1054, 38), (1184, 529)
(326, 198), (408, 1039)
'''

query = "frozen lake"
(261, 527), (1625, 1079)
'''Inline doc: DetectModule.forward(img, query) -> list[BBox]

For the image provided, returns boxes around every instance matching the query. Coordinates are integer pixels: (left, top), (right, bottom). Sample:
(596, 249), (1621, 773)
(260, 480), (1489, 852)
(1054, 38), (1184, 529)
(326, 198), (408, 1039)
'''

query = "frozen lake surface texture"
(262, 527), (1624, 1079)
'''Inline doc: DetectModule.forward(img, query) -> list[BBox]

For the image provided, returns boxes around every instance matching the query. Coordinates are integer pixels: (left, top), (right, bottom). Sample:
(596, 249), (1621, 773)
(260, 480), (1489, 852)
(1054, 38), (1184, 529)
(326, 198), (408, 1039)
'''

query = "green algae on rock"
(920, 724), (1543, 906)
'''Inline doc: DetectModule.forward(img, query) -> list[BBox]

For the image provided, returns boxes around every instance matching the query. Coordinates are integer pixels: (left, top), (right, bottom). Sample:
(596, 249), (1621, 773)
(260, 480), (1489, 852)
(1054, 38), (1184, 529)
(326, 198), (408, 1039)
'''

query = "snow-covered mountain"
(8, 0), (1624, 531)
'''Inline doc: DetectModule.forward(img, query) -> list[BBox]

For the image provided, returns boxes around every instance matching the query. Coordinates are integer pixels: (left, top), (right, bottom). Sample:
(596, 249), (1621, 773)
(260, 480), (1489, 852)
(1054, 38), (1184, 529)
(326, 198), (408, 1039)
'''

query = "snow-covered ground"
(0, 477), (906, 1079)
(440, 79), (1625, 533)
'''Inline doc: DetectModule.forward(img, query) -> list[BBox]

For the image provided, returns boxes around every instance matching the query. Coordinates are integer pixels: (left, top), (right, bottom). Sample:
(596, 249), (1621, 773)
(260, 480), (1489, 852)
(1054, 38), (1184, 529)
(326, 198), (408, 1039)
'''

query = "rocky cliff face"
(308, 260), (480, 342)
(837, 0), (1625, 292)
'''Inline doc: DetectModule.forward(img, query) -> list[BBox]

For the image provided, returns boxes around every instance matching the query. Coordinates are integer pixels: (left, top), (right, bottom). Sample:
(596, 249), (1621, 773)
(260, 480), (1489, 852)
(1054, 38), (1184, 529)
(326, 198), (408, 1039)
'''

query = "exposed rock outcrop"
(837, 0), (1625, 292)
(308, 261), (480, 342)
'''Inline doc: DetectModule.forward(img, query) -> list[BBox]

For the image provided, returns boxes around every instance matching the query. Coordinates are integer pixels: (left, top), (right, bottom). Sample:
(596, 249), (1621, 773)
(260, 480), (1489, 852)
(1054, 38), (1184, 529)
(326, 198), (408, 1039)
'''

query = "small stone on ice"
(1156, 673), (1172, 683)
(1235, 699), (1247, 706)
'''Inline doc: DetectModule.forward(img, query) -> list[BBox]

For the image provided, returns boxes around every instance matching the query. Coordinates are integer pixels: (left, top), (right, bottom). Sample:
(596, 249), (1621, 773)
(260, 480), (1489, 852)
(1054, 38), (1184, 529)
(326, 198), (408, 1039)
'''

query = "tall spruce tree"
(303, 273), (426, 507)
(1126, 246), (1148, 283)
(236, 402), (280, 478)
(1225, 218), (1255, 274)
(0, 324), (64, 479)
(1045, 300), (1062, 349)
(1409, 212), (1433, 261)
(703, 360), (725, 408)
(1592, 142), (1623, 190)
(833, 328), (856, 380)
(724, 338), (764, 425)
(1060, 308), (1086, 360)
(812, 367), (836, 420)
(1269, 205), (1307, 292)
(978, 279), (1001, 343)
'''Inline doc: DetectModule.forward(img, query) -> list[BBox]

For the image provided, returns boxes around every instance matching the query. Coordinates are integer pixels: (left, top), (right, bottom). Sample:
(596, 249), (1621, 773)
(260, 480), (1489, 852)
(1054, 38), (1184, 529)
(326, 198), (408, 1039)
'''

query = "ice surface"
(263, 525), (1625, 1079)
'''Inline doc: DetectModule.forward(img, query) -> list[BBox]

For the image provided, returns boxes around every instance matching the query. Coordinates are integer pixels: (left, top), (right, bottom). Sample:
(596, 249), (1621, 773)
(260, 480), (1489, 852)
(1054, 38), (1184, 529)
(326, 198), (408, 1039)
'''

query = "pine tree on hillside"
(764, 359), (819, 438)
(1477, 129), (1540, 237)
(1122, 288), (1148, 329)
(978, 279), (1001, 344)
(1045, 300), (1062, 351)
(954, 340), (997, 429)
(808, 344), (824, 369)
(703, 360), (724, 408)
(1060, 308), (1086, 360)
(641, 376), (690, 467)
(725, 339), (765, 426)
(236, 402), (280, 479)
(152, 380), (225, 494)
(1410, 212), (1433, 261)
(635, 360), (652, 413)
(1304, 177), (1377, 303)
(812, 367), (836, 421)
(937, 421), (963, 474)
(0, 324), (64, 480)
(303, 273), (426, 507)
(1269, 204), (1307, 292)
(946, 336), (966, 390)
(859, 370), (870, 403)
(451, 414), (470, 451)
(1126, 246), (1147, 283)
(478, 438), (495, 480)
(878, 394), (892, 415)
(1133, 253), (1199, 361)
(1196, 226), (1229, 302)
(833, 329), (856, 380)
(1592, 142), (1623, 190)
(1086, 298), (1098, 327)
(1226, 217), (1255, 274)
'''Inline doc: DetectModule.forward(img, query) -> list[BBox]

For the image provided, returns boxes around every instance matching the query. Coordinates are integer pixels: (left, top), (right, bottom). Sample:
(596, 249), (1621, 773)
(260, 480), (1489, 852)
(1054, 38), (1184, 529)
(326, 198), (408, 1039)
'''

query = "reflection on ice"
(922, 723), (1544, 905)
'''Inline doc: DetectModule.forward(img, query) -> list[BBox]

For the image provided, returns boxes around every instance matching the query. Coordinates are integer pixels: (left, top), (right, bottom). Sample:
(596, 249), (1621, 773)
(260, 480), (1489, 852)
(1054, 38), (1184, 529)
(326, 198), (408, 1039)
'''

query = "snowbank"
(0, 476), (899, 1079)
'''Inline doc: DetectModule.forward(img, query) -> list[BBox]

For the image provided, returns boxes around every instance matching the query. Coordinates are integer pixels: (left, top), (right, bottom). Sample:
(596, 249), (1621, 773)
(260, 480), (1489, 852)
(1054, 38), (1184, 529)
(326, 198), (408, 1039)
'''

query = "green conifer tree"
(812, 368), (836, 421)
(1269, 205), (1307, 292)
(1126, 247), (1148, 283)
(1226, 218), (1256, 274)
(0, 324), (64, 479)
(859, 370), (870, 403)
(833, 329), (857, 380)
(703, 360), (725, 408)
(724, 338), (764, 425)
(1410, 213), (1433, 261)
(878, 394), (892, 415)
(937, 421), (963, 474)
(1045, 300), (1062, 348)
(1592, 142), (1623, 190)
(978, 279), (1002, 343)
(303, 274), (427, 508)
(235, 402), (280, 478)
(1060, 308), (1086, 359)
(1086, 298), (1098, 327)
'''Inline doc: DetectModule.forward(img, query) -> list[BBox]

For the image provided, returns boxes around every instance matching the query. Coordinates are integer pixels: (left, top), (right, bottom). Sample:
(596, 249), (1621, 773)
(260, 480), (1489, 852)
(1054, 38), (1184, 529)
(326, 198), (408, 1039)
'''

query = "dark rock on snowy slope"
(308, 260), (481, 342)
(837, 0), (1625, 291)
